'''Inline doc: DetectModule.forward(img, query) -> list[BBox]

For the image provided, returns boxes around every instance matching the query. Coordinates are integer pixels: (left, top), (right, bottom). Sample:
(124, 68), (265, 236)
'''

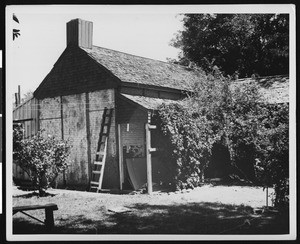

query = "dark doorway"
(206, 143), (231, 178)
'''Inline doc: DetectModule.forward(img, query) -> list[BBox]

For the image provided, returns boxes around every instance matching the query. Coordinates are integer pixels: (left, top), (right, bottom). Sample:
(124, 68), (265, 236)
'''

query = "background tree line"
(171, 14), (289, 78)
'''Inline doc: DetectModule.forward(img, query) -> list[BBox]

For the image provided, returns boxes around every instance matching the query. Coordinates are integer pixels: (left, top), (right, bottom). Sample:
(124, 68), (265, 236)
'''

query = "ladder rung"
(90, 186), (99, 189)
(90, 181), (100, 185)
(94, 161), (104, 165)
(96, 151), (105, 156)
(92, 170), (102, 174)
(98, 137), (108, 141)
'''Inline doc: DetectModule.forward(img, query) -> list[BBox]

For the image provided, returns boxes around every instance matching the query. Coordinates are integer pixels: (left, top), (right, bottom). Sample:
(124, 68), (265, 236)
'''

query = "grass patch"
(12, 187), (289, 234)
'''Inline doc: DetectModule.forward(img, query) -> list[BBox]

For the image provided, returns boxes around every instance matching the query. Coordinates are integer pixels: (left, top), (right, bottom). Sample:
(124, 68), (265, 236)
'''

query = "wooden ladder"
(90, 107), (113, 192)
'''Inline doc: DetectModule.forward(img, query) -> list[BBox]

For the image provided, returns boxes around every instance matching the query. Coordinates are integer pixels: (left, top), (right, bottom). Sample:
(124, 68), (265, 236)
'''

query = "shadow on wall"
(13, 201), (289, 235)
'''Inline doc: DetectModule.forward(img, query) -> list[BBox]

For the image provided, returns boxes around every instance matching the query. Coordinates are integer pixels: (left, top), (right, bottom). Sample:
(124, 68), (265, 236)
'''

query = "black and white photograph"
(5, 4), (296, 241)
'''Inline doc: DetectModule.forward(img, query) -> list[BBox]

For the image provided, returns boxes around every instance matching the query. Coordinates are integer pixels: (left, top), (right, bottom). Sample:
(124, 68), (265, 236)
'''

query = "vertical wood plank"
(60, 96), (64, 140)
(85, 92), (92, 188)
(60, 96), (66, 187)
(89, 22), (93, 48)
(37, 99), (40, 132)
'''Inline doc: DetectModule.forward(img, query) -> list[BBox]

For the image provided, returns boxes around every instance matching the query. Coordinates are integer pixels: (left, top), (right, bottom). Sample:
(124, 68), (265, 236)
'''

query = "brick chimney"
(66, 19), (93, 49)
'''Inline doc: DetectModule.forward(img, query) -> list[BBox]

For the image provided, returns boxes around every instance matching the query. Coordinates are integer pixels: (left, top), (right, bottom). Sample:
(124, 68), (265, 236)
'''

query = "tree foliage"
(13, 127), (72, 196)
(254, 104), (289, 209)
(171, 14), (289, 77)
(156, 103), (216, 190)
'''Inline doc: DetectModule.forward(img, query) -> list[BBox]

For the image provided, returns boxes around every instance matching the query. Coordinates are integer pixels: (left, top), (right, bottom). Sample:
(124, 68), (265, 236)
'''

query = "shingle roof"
(120, 93), (182, 110)
(121, 75), (288, 112)
(81, 46), (205, 91)
(232, 75), (289, 104)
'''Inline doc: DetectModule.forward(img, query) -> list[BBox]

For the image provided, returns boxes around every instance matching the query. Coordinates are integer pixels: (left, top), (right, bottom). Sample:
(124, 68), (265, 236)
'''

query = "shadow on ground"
(13, 201), (289, 235)
(14, 192), (57, 198)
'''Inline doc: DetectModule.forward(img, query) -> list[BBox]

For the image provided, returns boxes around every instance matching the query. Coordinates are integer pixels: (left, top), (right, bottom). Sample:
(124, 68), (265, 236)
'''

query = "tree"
(171, 14), (289, 77)
(13, 127), (71, 196)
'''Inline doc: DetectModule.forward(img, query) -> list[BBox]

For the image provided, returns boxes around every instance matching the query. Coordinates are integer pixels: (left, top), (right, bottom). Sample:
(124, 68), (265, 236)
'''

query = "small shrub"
(13, 128), (72, 196)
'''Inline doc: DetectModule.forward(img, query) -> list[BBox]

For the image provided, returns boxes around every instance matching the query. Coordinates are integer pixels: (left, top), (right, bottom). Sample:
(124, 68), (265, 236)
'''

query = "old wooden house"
(13, 19), (289, 191)
(13, 18), (205, 191)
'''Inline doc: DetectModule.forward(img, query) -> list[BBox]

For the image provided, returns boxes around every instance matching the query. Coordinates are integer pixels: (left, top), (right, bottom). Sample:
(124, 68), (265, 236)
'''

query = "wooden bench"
(13, 203), (58, 230)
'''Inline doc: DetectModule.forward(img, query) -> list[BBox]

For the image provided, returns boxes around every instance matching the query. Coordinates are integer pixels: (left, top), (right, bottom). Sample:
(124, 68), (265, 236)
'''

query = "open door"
(117, 122), (146, 190)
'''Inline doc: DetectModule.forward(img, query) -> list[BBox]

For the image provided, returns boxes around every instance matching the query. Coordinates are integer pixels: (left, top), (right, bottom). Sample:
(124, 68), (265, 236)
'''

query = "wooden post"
(145, 123), (153, 194)
(266, 187), (268, 208)
(45, 209), (54, 231)
(15, 93), (19, 106)
(18, 85), (21, 104)
(117, 124), (124, 190)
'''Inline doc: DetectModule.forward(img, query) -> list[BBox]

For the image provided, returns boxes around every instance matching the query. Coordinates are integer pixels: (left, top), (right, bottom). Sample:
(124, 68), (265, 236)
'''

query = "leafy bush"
(156, 103), (216, 190)
(186, 76), (263, 182)
(254, 104), (289, 209)
(156, 74), (289, 209)
(13, 123), (24, 158)
(13, 127), (72, 196)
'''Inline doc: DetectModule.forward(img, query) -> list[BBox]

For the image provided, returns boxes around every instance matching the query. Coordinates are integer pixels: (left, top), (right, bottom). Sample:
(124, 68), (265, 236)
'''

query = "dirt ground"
(12, 184), (289, 235)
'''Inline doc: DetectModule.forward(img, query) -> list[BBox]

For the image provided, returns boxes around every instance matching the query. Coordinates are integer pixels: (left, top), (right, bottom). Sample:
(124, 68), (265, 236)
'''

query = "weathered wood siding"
(62, 93), (88, 185)
(34, 46), (119, 99)
(13, 97), (39, 137)
(39, 97), (62, 138)
(38, 89), (118, 189)
(13, 97), (39, 181)
(89, 89), (118, 189)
